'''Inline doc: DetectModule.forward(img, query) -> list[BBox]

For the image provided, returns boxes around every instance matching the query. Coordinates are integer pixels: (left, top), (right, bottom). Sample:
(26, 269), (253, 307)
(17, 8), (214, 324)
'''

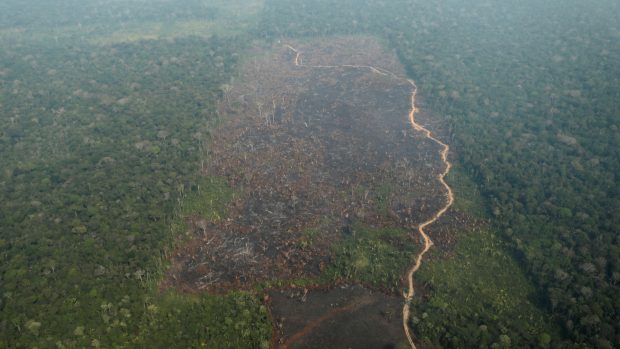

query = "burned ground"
(269, 284), (404, 349)
(162, 38), (450, 293)
(164, 38), (468, 347)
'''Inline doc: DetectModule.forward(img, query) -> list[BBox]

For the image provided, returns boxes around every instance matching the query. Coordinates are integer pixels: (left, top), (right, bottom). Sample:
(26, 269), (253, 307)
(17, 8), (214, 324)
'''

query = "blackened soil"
(160, 35), (463, 349)
(163, 40), (447, 293)
(270, 285), (406, 349)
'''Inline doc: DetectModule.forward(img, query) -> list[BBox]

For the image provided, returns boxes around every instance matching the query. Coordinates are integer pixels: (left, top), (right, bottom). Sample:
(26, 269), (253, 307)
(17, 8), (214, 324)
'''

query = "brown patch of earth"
(269, 285), (405, 349)
(161, 35), (471, 347)
(164, 36), (445, 292)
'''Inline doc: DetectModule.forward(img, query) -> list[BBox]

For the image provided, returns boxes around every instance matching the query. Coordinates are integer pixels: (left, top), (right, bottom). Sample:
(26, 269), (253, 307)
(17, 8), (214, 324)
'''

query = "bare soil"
(269, 285), (405, 349)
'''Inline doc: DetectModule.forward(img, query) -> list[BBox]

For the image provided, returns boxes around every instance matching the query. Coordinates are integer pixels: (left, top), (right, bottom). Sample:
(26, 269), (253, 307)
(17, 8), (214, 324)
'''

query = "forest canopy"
(1, 0), (619, 348)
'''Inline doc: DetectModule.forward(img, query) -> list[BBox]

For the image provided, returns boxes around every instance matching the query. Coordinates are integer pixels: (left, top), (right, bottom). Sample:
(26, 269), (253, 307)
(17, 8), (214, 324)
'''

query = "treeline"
(259, 0), (620, 347)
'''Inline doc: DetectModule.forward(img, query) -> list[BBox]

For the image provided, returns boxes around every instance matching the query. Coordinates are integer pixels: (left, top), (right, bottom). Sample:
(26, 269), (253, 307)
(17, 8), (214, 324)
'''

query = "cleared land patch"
(163, 36), (467, 348)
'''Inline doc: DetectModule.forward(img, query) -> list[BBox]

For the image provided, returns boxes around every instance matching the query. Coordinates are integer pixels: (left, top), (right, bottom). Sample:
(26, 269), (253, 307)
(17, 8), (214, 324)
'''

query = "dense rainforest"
(1, 0), (619, 348)
(0, 2), (272, 348)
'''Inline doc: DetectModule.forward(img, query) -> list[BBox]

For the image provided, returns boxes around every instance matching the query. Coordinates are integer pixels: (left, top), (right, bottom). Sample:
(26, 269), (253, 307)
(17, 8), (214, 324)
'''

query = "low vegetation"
(413, 228), (555, 348)
(326, 225), (417, 292)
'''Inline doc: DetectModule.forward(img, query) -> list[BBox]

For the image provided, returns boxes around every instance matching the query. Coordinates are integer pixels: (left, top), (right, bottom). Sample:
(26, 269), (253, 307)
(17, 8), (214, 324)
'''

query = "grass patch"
(179, 176), (234, 221)
(446, 165), (487, 217)
(326, 224), (417, 292)
(412, 228), (557, 348)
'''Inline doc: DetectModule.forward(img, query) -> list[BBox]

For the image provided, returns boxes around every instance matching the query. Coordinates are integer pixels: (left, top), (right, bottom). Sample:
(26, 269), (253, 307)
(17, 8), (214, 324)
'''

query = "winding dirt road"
(285, 44), (454, 349)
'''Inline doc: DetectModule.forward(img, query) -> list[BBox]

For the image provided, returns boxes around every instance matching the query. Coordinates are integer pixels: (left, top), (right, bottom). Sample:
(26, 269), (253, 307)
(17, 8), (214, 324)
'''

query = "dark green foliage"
(0, 6), (271, 345)
(385, 2), (620, 347)
(137, 292), (271, 349)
